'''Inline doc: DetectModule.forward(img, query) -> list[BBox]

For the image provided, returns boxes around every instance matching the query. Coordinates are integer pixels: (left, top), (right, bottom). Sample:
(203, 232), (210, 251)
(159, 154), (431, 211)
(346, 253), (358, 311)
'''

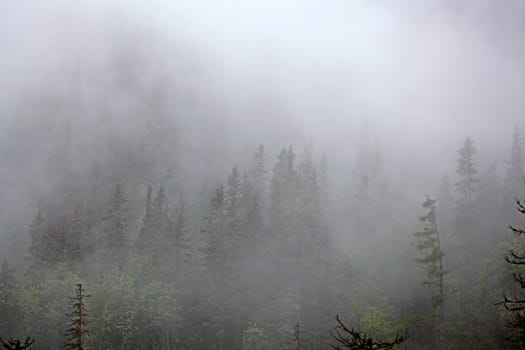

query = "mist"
(1, 0), (525, 349)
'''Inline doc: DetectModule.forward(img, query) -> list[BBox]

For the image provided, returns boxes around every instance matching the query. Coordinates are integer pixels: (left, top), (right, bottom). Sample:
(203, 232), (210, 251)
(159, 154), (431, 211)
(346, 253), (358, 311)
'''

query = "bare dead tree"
(330, 315), (408, 350)
(0, 337), (34, 350)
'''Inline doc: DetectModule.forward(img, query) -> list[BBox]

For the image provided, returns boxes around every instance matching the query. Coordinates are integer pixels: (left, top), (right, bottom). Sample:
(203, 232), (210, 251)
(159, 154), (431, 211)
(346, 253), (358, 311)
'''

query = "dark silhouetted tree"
(0, 337), (34, 350)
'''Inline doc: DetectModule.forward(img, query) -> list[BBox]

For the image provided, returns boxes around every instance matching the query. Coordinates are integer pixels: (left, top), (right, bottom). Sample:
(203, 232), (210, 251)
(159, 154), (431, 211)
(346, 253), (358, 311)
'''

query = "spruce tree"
(455, 136), (479, 202)
(270, 147), (297, 235)
(27, 211), (45, 270)
(203, 184), (226, 267)
(225, 165), (242, 256)
(136, 185), (153, 255)
(250, 144), (267, 198)
(65, 204), (85, 266)
(101, 185), (128, 264)
(437, 174), (454, 236)
(413, 196), (446, 348)
(63, 284), (90, 350)
(505, 126), (524, 195)
(503, 126), (525, 232)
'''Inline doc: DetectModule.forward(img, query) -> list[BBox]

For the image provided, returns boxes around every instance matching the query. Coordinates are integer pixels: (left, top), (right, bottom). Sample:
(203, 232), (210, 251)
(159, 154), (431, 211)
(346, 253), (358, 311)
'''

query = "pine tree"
(437, 174), (454, 236)
(63, 284), (90, 350)
(504, 126), (524, 195)
(240, 172), (262, 251)
(65, 204), (85, 266)
(225, 166), (242, 254)
(455, 136), (479, 202)
(502, 127), (525, 233)
(250, 144), (267, 198)
(151, 186), (167, 239)
(170, 192), (189, 272)
(413, 196), (446, 348)
(203, 184), (226, 266)
(270, 147), (297, 235)
(136, 185), (153, 255)
(102, 185), (128, 263)
(27, 211), (45, 269)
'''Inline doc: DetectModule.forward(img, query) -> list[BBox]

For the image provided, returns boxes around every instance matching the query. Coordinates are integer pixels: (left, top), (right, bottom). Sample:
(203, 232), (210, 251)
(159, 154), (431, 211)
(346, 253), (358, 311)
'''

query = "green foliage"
(360, 307), (398, 342)
(241, 324), (271, 350)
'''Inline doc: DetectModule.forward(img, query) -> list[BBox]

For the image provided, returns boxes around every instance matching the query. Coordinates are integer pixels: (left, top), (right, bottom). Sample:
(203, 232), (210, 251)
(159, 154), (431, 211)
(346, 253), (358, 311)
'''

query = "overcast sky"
(1, 0), (524, 180)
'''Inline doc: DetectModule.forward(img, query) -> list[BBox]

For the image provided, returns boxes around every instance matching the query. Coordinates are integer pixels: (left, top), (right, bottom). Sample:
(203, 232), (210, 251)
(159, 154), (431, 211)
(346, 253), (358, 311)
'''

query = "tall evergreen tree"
(502, 126), (525, 232)
(505, 126), (524, 195)
(203, 184), (226, 267)
(455, 136), (479, 202)
(101, 185), (128, 264)
(27, 211), (46, 270)
(413, 196), (446, 348)
(437, 174), (454, 236)
(63, 284), (90, 350)
(136, 186), (153, 256)
(250, 144), (267, 198)
(65, 204), (85, 267)
(225, 165), (243, 256)
(270, 146), (297, 235)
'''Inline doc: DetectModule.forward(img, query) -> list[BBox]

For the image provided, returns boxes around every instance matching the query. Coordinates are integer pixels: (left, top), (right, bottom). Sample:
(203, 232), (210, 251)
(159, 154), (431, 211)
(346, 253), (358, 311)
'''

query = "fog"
(1, 1), (525, 349)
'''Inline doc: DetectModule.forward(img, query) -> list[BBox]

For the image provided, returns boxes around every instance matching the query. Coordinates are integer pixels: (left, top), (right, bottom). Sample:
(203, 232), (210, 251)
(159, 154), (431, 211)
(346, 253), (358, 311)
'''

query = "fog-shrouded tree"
(63, 284), (89, 350)
(27, 210), (46, 270)
(250, 144), (267, 202)
(453, 136), (479, 317)
(101, 184), (129, 265)
(502, 127), (525, 232)
(413, 196), (446, 349)
(136, 185), (153, 256)
(65, 204), (85, 267)
(455, 136), (478, 203)
(501, 195), (525, 345)
(437, 174), (454, 236)
(225, 165), (243, 258)
(504, 126), (524, 196)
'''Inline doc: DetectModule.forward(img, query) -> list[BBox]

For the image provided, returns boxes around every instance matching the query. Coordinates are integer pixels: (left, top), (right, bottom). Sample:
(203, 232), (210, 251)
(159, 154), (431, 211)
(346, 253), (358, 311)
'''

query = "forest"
(2, 0), (525, 349)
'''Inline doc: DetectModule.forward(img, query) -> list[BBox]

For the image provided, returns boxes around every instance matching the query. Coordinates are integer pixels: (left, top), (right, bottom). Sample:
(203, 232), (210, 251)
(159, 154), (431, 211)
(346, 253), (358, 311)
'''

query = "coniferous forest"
(2, 1), (525, 349)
